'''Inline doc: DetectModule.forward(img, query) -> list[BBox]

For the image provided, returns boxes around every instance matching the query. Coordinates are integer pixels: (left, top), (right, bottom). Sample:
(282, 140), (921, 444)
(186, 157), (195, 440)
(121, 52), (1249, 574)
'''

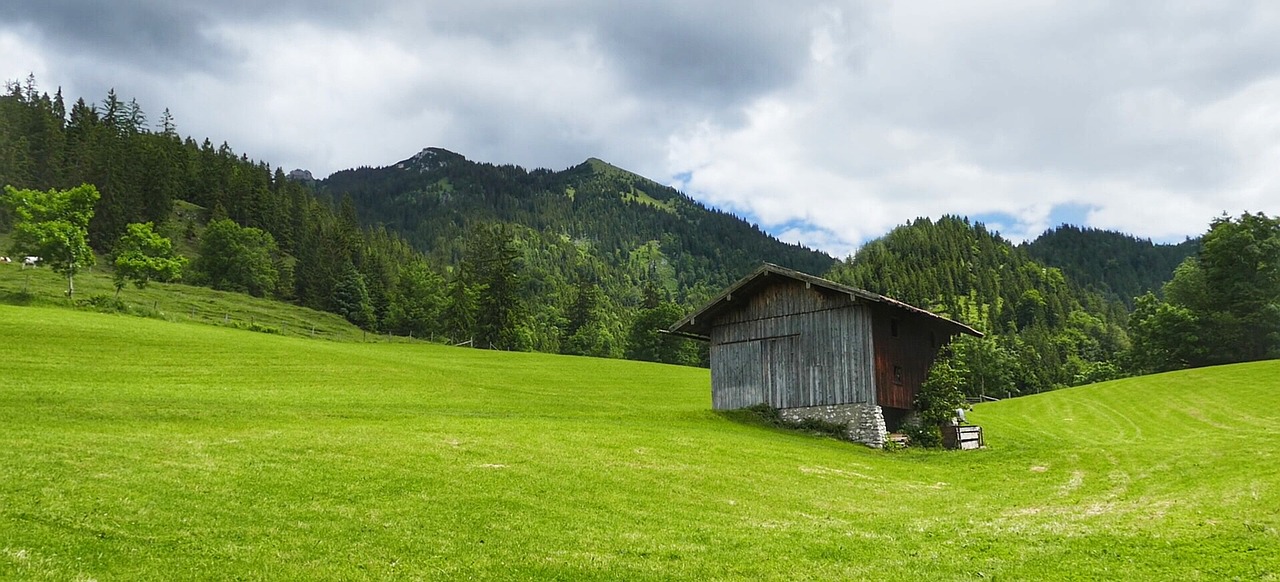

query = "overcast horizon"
(4, 1), (1278, 258)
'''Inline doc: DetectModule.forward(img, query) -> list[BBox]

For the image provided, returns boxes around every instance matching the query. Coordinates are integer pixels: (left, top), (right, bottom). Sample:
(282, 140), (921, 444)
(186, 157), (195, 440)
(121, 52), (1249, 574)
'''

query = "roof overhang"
(667, 263), (983, 341)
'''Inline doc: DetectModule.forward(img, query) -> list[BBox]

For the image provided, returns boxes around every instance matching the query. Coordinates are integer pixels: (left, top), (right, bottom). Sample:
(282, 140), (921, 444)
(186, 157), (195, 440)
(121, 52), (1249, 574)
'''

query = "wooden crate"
(942, 425), (983, 450)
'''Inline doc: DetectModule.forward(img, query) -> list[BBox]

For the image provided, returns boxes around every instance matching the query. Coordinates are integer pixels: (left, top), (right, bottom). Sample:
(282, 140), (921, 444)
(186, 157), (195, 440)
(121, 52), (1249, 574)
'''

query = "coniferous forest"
(827, 216), (1135, 396)
(5, 76), (1275, 393)
(0, 77), (827, 366)
(1023, 224), (1198, 308)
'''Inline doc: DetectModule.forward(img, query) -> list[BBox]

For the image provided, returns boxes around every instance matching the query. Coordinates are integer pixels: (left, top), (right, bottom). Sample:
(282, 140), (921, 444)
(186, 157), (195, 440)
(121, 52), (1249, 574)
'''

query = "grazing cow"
(0, 256), (10, 263)
(22, 256), (40, 268)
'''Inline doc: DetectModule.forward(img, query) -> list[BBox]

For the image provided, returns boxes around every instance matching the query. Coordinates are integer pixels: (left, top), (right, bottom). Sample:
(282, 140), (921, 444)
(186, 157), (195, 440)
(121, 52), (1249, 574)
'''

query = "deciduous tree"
(192, 218), (280, 297)
(112, 222), (186, 297)
(1128, 212), (1280, 371)
(2, 183), (99, 297)
(625, 301), (699, 365)
(385, 261), (446, 338)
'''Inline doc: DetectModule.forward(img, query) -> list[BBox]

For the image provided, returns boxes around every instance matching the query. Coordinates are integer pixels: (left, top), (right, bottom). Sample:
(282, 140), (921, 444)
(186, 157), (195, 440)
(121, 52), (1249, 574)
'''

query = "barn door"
(764, 336), (800, 408)
(711, 340), (764, 409)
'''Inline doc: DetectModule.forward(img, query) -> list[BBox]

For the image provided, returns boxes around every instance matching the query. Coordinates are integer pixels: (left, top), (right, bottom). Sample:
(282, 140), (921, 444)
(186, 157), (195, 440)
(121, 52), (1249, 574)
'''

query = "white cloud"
(150, 20), (650, 176)
(1193, 77), (1280, 205)
(6, 1), (1280, 257)
(662, 1), (1280, 255)
(0, 26), (50, 85)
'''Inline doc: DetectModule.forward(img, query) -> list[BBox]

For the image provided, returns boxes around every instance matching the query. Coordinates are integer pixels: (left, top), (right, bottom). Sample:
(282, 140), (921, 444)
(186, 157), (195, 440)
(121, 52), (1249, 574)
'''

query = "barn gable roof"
(667, 263), (983, 340)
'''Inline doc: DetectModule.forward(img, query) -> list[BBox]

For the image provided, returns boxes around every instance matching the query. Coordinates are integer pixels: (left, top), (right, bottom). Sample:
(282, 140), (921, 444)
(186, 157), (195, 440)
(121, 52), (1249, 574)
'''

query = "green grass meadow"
(2, 305), (1278, 580)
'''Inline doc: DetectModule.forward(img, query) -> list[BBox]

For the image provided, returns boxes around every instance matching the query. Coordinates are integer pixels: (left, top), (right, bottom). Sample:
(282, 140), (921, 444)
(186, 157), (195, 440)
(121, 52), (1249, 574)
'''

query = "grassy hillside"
(0, 253), (373, 342)
(1, 306), (1277, 580)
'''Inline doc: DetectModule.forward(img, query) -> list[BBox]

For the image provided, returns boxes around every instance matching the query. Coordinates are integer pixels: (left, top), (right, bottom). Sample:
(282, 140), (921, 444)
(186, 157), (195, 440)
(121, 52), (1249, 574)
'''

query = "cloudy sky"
(4, 1), (1279, 257)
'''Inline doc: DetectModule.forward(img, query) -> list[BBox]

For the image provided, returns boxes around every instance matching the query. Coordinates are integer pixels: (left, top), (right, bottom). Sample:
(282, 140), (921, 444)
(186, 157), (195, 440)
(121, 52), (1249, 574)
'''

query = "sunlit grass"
(1, 305), (1277, 579)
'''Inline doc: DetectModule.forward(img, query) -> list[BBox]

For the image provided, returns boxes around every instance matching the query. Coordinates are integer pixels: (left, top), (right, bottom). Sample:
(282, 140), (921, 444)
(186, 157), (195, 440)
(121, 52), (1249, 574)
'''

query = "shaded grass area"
(1, 305), (1278, 579)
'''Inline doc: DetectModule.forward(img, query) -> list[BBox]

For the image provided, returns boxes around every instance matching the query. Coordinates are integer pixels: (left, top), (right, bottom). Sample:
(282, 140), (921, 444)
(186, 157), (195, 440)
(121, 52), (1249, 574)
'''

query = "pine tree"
(332, 262), (375, 329)
(467, 223), (526, 350)
(442, 266), (478, 344)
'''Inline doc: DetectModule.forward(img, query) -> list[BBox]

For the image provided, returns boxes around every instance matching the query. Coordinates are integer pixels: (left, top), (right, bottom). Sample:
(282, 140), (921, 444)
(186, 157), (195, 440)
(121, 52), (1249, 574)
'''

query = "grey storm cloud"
(588, 3), (814, 107)
(0, 1), (226, 71)
(0, 0), (400, 73)
(1, 0), (822, 127)
(389, 2), (820, 112)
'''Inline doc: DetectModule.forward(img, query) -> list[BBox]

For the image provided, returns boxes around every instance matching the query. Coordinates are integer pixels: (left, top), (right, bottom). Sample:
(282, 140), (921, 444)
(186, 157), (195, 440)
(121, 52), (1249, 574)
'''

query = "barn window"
(890, 318), (899, 337)
(893, 365), (904, 384)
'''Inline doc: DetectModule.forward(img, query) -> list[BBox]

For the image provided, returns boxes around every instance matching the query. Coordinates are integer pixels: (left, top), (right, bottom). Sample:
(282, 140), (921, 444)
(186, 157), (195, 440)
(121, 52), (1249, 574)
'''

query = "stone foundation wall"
(778, 403), (887, 448)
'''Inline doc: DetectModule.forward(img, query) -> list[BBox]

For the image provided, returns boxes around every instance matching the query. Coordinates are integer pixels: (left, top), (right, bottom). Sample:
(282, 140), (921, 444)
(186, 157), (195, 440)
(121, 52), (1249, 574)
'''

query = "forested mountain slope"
(1024, 225), (1198, 306)
(319, 148), (834, 299)
(0, 77), (819, 363)
(0, 77), (410, 315)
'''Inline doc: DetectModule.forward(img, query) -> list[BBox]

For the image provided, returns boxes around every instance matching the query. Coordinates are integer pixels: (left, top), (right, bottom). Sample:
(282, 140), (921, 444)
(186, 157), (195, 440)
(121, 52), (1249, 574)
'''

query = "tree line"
(1128, 212), (1280, 372)
(1023, 224), (1198, 308)
(834, 213), (1280, 397)
(8, 76), (1271, 383)
(0, 77), (702, 365)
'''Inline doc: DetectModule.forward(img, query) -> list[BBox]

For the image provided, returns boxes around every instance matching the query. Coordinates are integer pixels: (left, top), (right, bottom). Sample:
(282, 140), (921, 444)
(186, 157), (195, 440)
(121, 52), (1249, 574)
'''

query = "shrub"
(223, 320), (283, 335)
(901, 417), (942, 448)
(917, 357), (967, 426)
(745, 402), (782, 424)
(911, 352), (968, 449)
(78, 293), (126, 313)
(247, 322), (282, 335)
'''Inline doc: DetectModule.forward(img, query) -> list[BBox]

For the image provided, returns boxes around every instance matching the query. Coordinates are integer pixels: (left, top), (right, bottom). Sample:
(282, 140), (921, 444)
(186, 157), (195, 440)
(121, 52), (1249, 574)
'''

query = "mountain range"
(311, 146), (1197, 307)
(316, 147), (835, 302)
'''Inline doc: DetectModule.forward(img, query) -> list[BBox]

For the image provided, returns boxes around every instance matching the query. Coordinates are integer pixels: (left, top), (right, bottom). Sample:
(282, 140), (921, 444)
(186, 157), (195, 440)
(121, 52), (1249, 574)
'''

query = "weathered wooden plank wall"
(710, 340), (763, 409)
(708, 280), (876, 410)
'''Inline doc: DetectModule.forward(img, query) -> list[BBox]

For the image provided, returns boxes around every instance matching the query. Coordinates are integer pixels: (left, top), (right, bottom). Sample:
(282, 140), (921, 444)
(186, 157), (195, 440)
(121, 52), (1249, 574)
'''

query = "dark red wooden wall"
(871, 304), (959, 410)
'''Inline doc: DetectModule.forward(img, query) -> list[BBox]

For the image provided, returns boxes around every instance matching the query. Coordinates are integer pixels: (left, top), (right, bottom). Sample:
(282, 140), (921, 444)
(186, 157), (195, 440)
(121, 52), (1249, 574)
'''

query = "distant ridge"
(1024, 224), (1198, 306)
(320, 147), (835, 301)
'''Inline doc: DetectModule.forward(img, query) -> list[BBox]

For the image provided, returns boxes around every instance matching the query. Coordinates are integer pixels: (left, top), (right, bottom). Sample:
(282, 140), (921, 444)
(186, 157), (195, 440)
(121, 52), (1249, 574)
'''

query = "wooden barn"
(668, 264), (982, 446)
